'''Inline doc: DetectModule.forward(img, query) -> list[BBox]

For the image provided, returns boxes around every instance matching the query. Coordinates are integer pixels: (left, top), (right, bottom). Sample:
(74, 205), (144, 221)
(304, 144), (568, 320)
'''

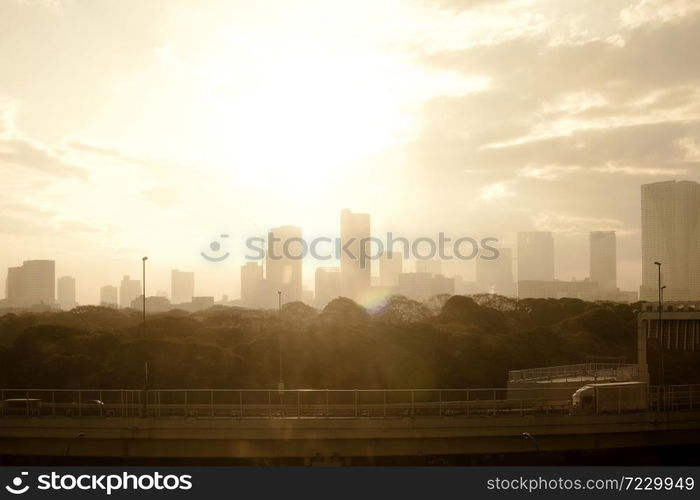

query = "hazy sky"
(1, 0), (699, 304)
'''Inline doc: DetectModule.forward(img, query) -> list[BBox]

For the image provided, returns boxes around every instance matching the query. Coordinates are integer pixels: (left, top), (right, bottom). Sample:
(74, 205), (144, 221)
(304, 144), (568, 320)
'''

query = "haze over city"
(2, 0), (700, 305)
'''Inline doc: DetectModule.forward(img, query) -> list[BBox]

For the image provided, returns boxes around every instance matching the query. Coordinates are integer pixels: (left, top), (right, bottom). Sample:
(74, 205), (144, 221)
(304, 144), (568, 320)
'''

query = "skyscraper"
(6, 260), (56, 307)
(379, 250), (402, 287)
(315, 267), (342, 309)
(590, 231), (617, 292)
(641, 180), (700, 301)
(57, 276), (77, 309)
(171, 269), (194, 305)
(266, 225), (303, 303)
(5, 266), (24, 305)
(517, 232), (554, 282)
(100, 285), (118, 308)
(119, 275), (141, 309)
(477, 247), (515, 296)
(240, 262), (264, 307)
(340, 209), (371, 302)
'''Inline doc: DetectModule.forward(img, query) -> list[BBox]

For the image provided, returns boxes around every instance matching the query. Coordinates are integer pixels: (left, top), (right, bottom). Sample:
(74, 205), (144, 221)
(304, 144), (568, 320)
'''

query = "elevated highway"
(1, 387), (699, 464)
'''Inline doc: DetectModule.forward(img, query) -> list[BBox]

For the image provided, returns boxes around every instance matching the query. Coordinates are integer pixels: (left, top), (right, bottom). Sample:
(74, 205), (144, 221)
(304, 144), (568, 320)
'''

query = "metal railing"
(508, 363), (640, 383)
(1, 385), (697, 419)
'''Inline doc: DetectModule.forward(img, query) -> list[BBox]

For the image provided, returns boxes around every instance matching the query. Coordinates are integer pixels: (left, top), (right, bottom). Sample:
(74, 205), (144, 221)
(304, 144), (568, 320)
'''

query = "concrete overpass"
(2, 387), (699, 464)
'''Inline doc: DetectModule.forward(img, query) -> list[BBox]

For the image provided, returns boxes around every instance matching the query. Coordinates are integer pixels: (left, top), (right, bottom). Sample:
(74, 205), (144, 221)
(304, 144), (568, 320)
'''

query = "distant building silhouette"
(379, 251), (402, 287)
(398, 272), (454, 301)
(240, 262), (264, 307)
(119, 275), (141, 309)
(5, 260), (55, 307)
(100, 285), (118, 308)
(266, 225), (303, 304)
(315, 267), (342, 309)
(415, 259), (442, 276)
(130, 295), (171, 313)
(5, 266), (24, 306)
(477, 247), (515, 296)
(640, 180), (700, 301)
(517, 232), (554, 282)
(171, 269), (194, 305)
(590, 231), (617, 292)
(431, 274), (455, 296)
(398, 272), (433, 301)
(453, 276), (478, 295)
(191, 296), (215, 311)
(340, 209), (371, 302)
(57, 275), (77, 309)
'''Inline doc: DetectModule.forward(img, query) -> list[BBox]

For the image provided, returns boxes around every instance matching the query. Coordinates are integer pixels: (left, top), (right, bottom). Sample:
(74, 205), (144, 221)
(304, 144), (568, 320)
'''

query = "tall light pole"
(278, 290), (284, 395)
(142, 256), (149, 415)
(654, 261), (664, 408)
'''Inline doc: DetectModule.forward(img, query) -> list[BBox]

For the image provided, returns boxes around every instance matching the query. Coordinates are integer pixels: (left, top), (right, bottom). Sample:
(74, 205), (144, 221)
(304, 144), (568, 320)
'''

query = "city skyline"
(6, 177), (698, 308)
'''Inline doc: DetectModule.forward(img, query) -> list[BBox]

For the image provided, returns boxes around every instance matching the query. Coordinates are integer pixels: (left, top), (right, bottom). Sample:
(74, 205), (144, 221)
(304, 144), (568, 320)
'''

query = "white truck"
(571, 381), (648, 415)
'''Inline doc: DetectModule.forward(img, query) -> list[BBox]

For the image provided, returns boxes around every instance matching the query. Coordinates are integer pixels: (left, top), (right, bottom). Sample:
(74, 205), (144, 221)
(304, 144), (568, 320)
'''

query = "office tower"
(171, 269), (195, 305)
(340, 209), (371, 302)
(5, 266), (24, 305)
(57, 276), (77, 309)
(315, 267), (342, 309)
(119, 275), (141, 309)
(266, 225), (303, 303)
(240, 262), (264, 307)
(379, 251), (402, 287)
(100, 285), (118, 308)
(517, 232), (554, 282)
(476, 247), (515, 296)
(641, 180), (700, 301)
(590, 231), (617, 292)
(7, 260), (55, 307)
(415, 259), (442, 276)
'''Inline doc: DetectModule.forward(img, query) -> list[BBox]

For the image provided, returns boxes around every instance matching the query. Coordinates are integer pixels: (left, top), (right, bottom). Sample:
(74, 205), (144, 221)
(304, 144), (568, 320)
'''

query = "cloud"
(620, 0), (700, 28)
(480, 182), (515, 201)
(0, 105), (87, 178)
(0, 137), (87, 178)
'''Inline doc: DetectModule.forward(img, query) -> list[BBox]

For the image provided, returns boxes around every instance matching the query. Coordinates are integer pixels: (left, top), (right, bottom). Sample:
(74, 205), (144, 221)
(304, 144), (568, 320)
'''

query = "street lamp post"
(142, 256), (148, 416)
(654, 261), (664, 409)
(278, 290), (284, 395)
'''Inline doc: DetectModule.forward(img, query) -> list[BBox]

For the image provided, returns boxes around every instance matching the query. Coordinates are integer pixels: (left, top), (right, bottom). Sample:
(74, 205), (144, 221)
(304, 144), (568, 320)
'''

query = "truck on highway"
(571, 381), (648, 415)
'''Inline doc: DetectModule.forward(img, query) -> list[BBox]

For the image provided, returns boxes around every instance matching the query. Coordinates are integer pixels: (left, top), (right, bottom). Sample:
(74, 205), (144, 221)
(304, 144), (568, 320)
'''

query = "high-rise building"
(266, 225), (303, 303)
(240, 262), (264, 307)
(340, 209), (371, 302)
(57, 276), (77, 309)
(590, 231), (617, 292)
(171, 269), (194, 305)
(379, 251), (402, 287)
(476, 247), (515, 296)
(5, 266), (24, 305)
(641, 180), (700, 301)
(119, 275), (141, 309)
(6, 260), (56, 307)
(100, 285), (118, 308)
(315, 267), (342, 309)
(517, 232), (554, 282)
